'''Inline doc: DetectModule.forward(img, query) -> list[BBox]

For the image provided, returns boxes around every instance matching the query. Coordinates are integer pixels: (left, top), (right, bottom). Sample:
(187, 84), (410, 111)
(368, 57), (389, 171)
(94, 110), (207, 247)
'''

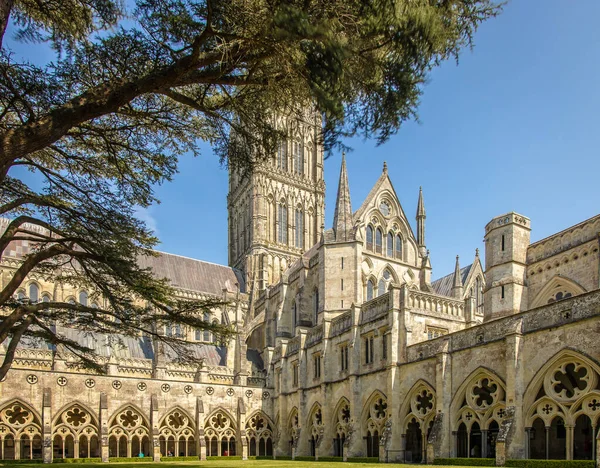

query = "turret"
(416, 187), (426, 257)
(451, 255), (464, 299)
(483, 212), (531, 321)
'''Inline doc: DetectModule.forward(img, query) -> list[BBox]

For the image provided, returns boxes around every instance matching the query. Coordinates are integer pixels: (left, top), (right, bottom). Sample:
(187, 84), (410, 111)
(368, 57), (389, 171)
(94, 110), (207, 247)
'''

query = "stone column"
(196, 397), (206, 460)
(435, 341), (452, 458)
(150, 394), (160, 462)
(566, 425), (574, 460)
(481, 430), (488, 458)
(504, 321), (525, 459)
(237, 397), (248, 460)
(99, 393), (109, 462)
(42, 388), (53, 464)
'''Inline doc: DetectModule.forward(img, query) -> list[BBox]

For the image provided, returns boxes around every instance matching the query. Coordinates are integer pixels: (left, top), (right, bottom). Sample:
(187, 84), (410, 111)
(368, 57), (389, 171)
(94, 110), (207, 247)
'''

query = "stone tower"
(227, 113), (326, 294)
(483, 212), (531, 321)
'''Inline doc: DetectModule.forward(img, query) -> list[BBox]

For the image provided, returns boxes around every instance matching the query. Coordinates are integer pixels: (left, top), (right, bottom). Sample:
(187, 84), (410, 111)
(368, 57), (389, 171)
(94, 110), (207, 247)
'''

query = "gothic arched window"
(367, 279), (375, 301)
(378, 279), (386, 296)
(277, 141), (288, 171)
(375, 228), (383, 254)
(366, 226), (374, 251)
(79, 291), (88, 307)
(295, 209), (304, 249)
(395, 235), (403, 260)
(28, 283), (39, 303)
(278, 202), (288, 244)
(387, 232), (393, 257)
(294, 141), (304, 175)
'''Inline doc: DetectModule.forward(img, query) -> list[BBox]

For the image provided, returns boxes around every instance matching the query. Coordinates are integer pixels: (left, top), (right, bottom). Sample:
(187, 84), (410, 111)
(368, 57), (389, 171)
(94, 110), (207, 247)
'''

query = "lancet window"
(108, 407), (150, 458)
(204, 410), (236, 456)
(159, 409), (196, 457)
(246, 412), (273, 456)
(0, 401), (42, 460)
(53, 404), (99, 459)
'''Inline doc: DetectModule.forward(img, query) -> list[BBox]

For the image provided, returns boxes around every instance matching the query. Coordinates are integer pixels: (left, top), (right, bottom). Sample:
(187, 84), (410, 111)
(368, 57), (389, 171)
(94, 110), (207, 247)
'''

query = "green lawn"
(0, 460), (475, 468)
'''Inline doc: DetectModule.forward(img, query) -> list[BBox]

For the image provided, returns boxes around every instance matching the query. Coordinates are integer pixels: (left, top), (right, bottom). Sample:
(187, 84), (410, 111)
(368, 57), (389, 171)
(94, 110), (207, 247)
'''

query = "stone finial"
(452, 255), (464, 298)
(416, 186), (426, 249)
(332, 153), (354, 242)
(475, 248), (480, 257)
(383, 161), (388, 173)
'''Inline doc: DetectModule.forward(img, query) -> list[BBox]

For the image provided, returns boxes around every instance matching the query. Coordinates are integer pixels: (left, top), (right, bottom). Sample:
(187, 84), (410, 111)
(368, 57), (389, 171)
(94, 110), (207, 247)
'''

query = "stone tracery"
(0, 401), (42, 460)
(363, 392), (388, 458)
(401, 382), (436, 463)
(453, 372), (506, 459)
(53, 404), (99, 459)
(108, 406), (150, 458)
(245, 411), (273, 456)
(525, 353), (600, 461)
(158, 408), (196, 457)
(204, 410), (236, 456)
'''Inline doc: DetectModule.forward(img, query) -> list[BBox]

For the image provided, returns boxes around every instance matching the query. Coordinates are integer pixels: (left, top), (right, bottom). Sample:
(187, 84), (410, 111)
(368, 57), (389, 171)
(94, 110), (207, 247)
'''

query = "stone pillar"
(150, 394), (160, 462)
(42, 388), (53, 464)
(435, 341), (452, 458)
(99, 393), (109, 462)
(504, 320), (525, 460)
(481, 430), (488, 458)
(566, 425), (574, 460)
(196, 397), (206, 460)
(237, 397), (248, 460)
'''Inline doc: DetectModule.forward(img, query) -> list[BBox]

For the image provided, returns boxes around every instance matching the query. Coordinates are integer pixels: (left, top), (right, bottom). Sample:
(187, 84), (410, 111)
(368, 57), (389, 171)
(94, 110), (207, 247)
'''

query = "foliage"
(0, 0), (501, 378)
(434, 458), (495, 466)
(506, 460), (595, 468)
(53, 459), (103, 464)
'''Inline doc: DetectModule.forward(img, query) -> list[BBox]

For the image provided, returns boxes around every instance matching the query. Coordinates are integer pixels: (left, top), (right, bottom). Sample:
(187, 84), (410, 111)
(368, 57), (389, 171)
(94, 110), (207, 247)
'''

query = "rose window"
(65, 407), (88, 427)
(340, 404), (350, 424)
(468, 377), (501, 410)
(544, 361), (595, 402)
(373, 398), (388, 420)
(119, 410), (140, 428)
(167, 412), (187, 430)
(414, 389), (434, 417)
(6, 404), (31, 425)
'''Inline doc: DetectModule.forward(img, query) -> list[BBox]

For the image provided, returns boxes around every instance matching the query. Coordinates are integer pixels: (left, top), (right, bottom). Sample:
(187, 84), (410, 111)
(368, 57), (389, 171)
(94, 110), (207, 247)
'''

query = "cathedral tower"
(483, 212), (531, 321)
(227, 113), (325, 294)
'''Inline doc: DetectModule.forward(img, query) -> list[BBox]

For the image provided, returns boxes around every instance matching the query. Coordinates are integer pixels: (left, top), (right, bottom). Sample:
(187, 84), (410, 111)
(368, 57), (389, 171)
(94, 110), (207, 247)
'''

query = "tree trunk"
(0, 0), (14, 50)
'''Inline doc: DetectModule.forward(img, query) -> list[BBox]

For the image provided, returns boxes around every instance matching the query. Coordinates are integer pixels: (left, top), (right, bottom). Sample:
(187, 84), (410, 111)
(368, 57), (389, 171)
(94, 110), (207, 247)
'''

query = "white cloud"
(134, 207), (159, 236)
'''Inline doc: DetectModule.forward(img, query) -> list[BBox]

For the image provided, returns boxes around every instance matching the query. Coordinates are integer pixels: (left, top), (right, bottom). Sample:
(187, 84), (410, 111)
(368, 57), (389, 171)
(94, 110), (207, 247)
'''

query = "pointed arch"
(399, 379), (436, 425)
(0, 399), (42, 460)
(52, 401), (99, 427)
(332, 397), (351, 457)
(53, 402), (100, 459)
(107, 404), (150, 458)
(530, 275), (586, 309)
(307, 402), (323, 456)
(246, 411), (274, 457)
(450, 368), (506, 459)
(523, 348), (600, 414)
(159, 406), (196, 457)
(361, 390), (387, 457)
(203, 408), (237, 457)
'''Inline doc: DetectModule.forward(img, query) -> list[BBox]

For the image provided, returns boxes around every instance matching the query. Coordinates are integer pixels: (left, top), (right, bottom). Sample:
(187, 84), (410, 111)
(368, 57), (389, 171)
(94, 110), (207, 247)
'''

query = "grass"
(0, 460), (491, 468)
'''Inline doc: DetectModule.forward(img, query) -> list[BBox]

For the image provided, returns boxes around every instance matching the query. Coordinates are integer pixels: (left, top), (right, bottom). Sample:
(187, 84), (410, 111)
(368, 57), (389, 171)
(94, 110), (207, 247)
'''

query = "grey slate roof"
(138, 251), (245, 295)
(431, 264), (473, 297)
(7, 326), (227, 366)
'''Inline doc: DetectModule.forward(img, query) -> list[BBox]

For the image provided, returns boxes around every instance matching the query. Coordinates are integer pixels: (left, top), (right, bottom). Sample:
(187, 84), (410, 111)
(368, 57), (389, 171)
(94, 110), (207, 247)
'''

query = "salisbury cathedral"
(1, 115), (599, 465)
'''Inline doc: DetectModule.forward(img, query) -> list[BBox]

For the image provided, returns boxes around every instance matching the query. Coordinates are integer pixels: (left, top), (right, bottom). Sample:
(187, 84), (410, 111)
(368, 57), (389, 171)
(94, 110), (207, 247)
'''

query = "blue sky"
(7, 1), (600, 280)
